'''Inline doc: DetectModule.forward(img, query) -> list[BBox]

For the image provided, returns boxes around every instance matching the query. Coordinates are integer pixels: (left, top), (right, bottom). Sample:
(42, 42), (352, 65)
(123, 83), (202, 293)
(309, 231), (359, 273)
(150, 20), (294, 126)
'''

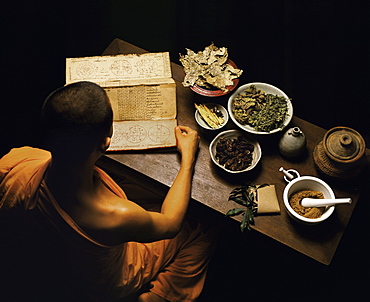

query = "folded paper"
(256, 185), (280, 214)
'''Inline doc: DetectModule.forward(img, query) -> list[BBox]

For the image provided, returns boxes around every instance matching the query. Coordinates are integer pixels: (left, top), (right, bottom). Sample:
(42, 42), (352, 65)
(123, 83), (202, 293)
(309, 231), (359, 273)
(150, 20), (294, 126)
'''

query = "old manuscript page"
(66, 53), (177, 150)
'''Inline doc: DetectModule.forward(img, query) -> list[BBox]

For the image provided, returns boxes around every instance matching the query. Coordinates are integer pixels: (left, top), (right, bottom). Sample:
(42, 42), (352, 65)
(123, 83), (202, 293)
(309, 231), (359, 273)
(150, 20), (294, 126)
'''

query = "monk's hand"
(175, 126), (200, 168)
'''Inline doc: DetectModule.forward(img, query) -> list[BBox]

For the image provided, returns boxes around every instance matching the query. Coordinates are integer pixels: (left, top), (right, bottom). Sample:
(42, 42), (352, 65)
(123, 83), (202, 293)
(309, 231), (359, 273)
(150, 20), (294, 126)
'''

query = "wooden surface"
(98, 38), (369, 265)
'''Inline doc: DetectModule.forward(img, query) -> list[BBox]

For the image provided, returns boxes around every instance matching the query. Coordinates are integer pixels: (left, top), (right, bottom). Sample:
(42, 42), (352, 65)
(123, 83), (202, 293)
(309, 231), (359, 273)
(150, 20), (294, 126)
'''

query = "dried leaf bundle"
(180, 43), (243, 92)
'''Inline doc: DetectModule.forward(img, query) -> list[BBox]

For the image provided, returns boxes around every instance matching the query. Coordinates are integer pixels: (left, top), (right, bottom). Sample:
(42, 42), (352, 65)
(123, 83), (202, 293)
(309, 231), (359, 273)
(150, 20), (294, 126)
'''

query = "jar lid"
(323, 126), (366, 163)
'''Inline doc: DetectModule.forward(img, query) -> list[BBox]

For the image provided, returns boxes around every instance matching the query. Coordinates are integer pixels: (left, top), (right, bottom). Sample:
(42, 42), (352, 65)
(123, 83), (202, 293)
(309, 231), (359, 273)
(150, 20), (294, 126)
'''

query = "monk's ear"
(99, 136), (111, 153)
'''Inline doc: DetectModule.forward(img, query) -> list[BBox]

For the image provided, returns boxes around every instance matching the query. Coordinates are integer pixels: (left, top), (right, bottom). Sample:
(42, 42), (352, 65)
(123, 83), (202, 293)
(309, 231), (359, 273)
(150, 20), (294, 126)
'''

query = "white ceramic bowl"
(209, 129), (261, 173)
(283, 176), (335, 224)
(195, 103), (228, 130)
(228, 82), (293, 134)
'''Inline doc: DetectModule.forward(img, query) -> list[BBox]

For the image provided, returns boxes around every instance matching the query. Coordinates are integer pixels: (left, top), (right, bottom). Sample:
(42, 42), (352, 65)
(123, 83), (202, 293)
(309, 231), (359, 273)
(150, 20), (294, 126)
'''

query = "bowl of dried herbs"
(228, 82), (293, 134)
(179, 43), (243, 97)
(209, 129), (261, 173)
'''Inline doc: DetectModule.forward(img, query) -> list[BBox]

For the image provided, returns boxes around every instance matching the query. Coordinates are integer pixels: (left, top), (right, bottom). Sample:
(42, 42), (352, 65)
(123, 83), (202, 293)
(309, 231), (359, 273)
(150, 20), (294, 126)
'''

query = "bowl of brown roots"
(209, 129), (261, 173)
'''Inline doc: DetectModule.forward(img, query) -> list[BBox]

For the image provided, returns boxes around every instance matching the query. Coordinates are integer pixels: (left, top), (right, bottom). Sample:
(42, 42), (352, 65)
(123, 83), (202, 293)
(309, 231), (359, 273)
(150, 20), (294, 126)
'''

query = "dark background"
(2, 0), (370, 156)
(1, 1), (369, 301)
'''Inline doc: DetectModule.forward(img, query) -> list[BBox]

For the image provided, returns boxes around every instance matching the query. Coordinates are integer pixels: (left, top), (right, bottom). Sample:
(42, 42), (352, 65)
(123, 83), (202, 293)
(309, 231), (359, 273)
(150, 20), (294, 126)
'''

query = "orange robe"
(0, 147), (216, 301)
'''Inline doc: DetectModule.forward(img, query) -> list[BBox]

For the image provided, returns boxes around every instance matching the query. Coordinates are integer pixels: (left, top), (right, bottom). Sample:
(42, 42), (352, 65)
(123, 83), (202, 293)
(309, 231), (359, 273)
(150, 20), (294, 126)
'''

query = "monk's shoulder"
(81, 193), (149, 244)
(86, 187), (146, 229)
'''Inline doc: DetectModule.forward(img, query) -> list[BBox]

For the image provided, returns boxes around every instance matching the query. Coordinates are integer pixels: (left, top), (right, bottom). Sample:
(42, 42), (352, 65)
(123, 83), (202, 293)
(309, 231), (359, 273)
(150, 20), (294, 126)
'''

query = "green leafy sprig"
(226, 182), (269, 232)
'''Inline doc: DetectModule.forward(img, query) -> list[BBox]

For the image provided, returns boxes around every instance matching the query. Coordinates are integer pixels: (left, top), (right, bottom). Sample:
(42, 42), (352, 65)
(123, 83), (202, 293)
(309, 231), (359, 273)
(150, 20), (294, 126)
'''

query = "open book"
(66, 52), (177, 151)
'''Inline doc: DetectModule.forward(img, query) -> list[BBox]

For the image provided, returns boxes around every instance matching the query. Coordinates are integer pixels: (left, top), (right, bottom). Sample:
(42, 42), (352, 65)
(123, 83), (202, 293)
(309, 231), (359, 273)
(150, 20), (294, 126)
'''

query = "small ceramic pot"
(279, 127), (306, 158)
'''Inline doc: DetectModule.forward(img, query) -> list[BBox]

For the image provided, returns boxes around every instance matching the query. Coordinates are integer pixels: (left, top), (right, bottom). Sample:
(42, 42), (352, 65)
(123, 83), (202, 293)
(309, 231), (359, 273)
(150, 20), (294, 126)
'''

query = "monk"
(0, 81), (217, 301)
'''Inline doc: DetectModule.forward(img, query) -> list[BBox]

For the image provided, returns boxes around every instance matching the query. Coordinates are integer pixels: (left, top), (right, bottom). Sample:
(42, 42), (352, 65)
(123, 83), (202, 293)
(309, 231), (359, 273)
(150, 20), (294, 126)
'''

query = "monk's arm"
(158, 157), (194, 233)
(120, 126), (199, 242)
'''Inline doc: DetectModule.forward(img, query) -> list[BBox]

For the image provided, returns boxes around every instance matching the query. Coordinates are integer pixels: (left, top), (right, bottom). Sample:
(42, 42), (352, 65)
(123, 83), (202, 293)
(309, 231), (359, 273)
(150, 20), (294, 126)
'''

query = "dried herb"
(180, 43), (243, 92)
(232, 85), (289, 132)
(226, 182), (269, 232)
(215, 136), (254, 171)
(195, 103), (225, 128)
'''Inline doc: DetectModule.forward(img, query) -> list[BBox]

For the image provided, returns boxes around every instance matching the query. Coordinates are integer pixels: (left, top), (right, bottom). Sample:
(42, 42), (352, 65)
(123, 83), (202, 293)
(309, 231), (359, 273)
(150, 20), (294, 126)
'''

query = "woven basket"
(313, 126), (366, 180)
(313, 141), (364, 179)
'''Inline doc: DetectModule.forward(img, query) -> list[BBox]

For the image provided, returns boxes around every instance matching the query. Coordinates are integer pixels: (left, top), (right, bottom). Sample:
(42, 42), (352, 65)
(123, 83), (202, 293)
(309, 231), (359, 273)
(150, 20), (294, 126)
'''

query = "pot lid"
(323, 127), (366, 162)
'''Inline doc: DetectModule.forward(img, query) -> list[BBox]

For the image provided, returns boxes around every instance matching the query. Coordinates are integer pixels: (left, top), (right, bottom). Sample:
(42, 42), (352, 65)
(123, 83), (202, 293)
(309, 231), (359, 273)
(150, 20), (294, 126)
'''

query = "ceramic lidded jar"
(279, 127), (306, 158)
(313, 126), (366, 180)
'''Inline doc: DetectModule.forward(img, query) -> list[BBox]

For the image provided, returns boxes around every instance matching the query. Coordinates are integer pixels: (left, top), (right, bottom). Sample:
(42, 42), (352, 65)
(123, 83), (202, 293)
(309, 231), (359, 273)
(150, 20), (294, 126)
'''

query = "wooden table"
(97, 38), (369, 265)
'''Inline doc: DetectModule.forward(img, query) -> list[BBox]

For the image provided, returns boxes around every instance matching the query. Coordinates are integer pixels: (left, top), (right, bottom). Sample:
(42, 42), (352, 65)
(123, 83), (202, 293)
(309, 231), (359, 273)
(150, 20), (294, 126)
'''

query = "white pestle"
(301, 198), (352, 207)
(279, 167), (294, 180)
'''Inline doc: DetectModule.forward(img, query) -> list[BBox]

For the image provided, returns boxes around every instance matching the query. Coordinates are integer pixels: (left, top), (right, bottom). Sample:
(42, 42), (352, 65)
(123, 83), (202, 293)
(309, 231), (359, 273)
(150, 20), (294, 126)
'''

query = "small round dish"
(228, 82), (293, 134)
(190, 60), (240, 97)
(195, 103), (228, 130)
(209, 129), (261, 173)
